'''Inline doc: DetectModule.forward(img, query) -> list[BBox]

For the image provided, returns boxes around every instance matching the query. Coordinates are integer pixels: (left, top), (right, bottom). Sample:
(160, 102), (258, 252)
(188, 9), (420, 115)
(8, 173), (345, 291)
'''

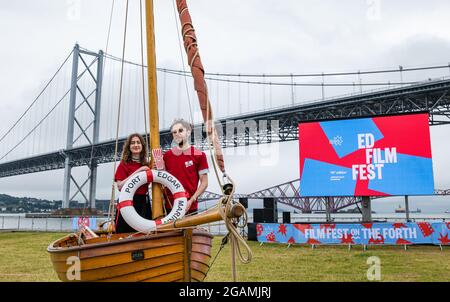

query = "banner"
(299, 113), (434, 196)
(256, 222), (450, 245)
(72, 216), (97, 231)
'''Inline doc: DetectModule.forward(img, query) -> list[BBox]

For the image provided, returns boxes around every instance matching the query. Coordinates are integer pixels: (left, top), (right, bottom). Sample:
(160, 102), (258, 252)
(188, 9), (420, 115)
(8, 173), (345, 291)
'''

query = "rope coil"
(217, 176), (252, 266)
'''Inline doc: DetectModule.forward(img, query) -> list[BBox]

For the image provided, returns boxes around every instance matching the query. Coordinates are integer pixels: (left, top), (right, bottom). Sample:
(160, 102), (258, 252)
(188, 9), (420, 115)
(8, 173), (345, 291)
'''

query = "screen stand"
(361, 196), (372, 222)
(404, 195), (411, 222)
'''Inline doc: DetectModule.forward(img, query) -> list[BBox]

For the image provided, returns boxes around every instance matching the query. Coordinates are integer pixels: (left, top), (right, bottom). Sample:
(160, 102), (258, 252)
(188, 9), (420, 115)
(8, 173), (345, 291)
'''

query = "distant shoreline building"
(395, 205), (421, 213)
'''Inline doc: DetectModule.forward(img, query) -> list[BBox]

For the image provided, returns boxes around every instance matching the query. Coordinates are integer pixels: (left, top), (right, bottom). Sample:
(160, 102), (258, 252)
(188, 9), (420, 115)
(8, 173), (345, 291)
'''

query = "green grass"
(0, 232), (64, 282)
(205, 239), (450, 282)
(0, 232), (448, 282)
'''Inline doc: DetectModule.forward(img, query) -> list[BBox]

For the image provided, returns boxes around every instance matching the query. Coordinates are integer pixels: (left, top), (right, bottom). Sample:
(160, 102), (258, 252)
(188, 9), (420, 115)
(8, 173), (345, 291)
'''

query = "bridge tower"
(62, 44), (104, 209)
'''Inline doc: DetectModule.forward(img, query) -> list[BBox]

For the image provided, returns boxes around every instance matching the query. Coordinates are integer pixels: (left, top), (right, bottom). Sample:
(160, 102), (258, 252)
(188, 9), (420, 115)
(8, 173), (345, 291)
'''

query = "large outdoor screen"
(299, 113), (434, 197)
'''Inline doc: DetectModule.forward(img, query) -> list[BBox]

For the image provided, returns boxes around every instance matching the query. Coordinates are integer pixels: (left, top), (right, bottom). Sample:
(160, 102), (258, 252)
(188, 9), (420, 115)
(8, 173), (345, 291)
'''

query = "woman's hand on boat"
(186, 197), (194, 212)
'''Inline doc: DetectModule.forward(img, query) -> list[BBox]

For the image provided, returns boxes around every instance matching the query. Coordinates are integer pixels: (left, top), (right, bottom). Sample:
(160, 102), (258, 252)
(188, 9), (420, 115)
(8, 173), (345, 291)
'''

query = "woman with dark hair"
(114, 133), (151, 233)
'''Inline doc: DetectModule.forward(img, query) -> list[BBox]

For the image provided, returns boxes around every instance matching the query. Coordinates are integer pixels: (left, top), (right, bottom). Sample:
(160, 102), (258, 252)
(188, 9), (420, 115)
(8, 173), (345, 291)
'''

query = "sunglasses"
(171, 128), (184, 135)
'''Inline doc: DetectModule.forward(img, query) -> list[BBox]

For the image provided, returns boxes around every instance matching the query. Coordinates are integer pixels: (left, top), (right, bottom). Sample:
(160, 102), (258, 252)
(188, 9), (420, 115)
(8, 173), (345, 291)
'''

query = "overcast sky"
(1, 0), (450, 213)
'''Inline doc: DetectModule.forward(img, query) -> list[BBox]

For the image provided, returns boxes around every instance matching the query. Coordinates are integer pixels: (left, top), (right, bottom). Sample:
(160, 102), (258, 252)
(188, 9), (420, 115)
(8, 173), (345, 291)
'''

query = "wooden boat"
(48, 196), (245, 282)
(48, 0), (251, 282)
(48, 229), (213, 282)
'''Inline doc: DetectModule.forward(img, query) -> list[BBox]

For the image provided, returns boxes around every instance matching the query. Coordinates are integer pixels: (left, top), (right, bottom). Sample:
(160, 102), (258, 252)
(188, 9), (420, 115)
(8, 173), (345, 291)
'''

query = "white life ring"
(117, 169), (188, 233)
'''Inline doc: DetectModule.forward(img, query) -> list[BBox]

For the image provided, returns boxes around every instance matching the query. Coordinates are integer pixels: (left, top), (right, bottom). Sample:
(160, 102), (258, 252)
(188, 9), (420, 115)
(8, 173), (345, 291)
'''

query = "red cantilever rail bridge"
(200, 179), (450, 213)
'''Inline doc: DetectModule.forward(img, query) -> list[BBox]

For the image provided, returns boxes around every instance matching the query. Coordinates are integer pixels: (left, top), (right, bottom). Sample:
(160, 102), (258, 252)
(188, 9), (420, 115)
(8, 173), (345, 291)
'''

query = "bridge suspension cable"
(0, 52), (99, 162)
(98, 51), (448, 86)
(161, 69), (426, 87)
(0, 49), (74, 145)
(3, 44), (449, 163)
(161, 64), (450, 78)
(0, 87), (71, 161)
(97, 51), (450, 78)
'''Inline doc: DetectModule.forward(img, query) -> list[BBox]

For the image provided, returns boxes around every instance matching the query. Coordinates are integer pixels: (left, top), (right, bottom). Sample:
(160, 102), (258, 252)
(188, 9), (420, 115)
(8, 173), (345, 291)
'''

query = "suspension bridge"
(1, 44), (450, 214)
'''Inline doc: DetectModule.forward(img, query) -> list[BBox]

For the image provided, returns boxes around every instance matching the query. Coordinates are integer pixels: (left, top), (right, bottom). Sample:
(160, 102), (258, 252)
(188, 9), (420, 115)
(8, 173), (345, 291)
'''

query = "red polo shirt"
(115, 160), (148, 196)
(163, 146), (209, 212)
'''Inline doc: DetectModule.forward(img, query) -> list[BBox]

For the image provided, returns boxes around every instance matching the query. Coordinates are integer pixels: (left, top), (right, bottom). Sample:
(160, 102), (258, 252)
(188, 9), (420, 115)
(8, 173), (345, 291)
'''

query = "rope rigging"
(174, 0), (252, 281)
(100, 0), (253, 280)
(107, 0), (130, 236)
(139, 0), (150, 160)
(172, 0), (195, 126)
(78, 0), (116, 234)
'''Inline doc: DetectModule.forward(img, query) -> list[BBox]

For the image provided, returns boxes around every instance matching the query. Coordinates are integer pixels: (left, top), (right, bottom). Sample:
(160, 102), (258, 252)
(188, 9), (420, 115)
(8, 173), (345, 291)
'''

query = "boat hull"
(47, 228), (213, 282)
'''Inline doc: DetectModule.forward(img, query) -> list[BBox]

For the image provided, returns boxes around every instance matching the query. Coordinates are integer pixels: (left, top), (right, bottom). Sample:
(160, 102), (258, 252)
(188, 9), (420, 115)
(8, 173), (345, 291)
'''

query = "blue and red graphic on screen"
(299, 113), (434, 196)
(257, 222), (450, 246)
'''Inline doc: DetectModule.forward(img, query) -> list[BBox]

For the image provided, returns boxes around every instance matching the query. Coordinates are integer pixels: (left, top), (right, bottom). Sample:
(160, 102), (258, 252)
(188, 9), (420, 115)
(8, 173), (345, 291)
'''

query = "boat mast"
(145, 0), (164, 219)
